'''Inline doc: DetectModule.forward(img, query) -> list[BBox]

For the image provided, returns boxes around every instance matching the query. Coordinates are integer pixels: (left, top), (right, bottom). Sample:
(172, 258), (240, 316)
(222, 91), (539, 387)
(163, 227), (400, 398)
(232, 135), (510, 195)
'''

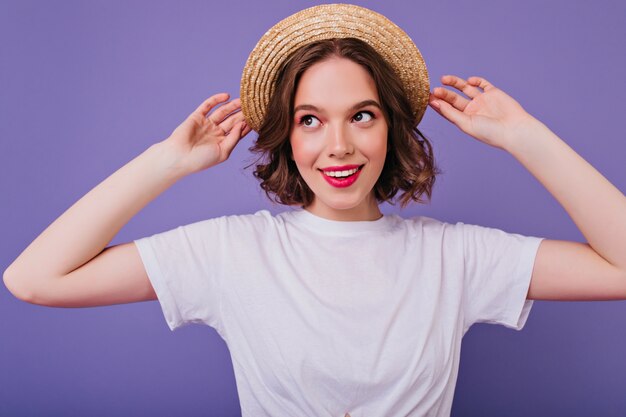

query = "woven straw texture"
(240, 3), (429, 132)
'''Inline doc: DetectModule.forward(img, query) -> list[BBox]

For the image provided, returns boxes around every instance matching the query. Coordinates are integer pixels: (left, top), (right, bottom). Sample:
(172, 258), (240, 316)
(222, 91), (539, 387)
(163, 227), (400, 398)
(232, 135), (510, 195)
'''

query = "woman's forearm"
(4, 140), (187, 280)
(506, 117), (626, 269)
(4, 92), (248, 302)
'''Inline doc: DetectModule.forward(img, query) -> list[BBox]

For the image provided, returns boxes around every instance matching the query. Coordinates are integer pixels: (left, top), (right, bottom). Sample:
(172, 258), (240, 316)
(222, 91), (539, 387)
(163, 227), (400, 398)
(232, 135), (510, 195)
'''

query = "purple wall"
(1, 1), (625, 416)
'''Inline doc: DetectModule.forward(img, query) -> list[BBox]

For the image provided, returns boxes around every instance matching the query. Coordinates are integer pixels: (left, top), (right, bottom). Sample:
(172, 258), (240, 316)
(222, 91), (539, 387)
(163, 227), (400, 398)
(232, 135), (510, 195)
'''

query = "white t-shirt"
(134, 209), (543, 417)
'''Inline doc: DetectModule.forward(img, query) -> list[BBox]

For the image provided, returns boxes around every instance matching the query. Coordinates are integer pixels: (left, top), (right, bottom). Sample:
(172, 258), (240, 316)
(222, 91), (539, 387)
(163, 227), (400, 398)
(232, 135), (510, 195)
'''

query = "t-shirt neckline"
(285, 208), (395, 235)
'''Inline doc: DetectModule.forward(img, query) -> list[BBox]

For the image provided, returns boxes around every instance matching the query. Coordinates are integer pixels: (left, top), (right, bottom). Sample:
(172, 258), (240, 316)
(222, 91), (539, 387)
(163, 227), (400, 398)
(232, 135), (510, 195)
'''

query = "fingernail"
(430, 100), (440, 109)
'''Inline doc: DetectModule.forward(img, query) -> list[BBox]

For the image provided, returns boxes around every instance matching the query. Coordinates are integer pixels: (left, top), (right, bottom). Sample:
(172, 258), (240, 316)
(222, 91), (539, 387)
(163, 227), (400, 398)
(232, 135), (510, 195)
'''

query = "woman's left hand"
(428, 75), (536, 150)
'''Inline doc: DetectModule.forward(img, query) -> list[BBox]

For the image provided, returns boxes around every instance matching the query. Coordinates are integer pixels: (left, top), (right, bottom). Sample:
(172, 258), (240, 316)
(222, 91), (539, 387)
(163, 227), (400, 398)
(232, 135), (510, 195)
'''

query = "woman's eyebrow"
(293, 99), (381, 114)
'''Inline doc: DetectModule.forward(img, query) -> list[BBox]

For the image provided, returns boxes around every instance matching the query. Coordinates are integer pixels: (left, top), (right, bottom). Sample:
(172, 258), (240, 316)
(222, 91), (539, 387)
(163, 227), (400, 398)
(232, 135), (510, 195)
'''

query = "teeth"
(324, 168), (359, 177)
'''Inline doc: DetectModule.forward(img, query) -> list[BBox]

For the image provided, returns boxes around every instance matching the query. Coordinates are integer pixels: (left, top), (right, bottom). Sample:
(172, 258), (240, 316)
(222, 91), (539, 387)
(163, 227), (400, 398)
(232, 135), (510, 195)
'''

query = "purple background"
(1, 1), (625, 416)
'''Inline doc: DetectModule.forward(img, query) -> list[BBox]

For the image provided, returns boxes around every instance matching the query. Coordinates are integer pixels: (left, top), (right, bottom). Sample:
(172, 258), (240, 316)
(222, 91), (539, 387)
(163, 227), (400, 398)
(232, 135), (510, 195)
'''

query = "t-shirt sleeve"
(133, 218), (224, 332)
(457, 222), (544, 332)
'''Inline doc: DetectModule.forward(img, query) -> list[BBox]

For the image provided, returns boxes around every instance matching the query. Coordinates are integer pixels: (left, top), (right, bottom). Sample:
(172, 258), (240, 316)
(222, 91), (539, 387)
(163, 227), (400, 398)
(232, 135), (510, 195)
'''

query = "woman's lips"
(320, 164), (361, 172)
(319, 165), (363, 188)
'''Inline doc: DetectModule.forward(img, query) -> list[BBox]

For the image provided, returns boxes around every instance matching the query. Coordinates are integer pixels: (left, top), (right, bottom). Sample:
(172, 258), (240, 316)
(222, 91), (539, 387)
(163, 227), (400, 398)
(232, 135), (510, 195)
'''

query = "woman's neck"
(303, 194), (382, 222)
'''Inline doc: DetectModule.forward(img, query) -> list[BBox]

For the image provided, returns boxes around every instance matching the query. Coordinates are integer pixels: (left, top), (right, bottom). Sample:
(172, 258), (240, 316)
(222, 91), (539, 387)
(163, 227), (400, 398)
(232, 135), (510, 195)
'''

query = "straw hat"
(240, 3), (430, 132)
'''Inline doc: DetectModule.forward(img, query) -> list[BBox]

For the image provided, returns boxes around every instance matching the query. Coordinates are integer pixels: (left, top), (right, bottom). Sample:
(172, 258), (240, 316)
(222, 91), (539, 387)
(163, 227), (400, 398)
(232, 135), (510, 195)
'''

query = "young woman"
(4, 4), (625, 417)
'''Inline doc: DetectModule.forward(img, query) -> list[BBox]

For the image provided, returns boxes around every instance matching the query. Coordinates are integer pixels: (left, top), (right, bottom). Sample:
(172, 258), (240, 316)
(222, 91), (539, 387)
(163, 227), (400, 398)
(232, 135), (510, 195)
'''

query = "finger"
(430, 98), (471, 132)
(237, 118), (254, 137)
(194, 93), (230, 117)
(432, 87), (471, 111)
(218, 110), (245, 134)
(221, 121), (247, 159)
(441, 75), (482, 99)
(208, 98), (242, 124)
(429, 95), (449, 120)
(467, 76), (496, 91)
(241, 122), (253, 137)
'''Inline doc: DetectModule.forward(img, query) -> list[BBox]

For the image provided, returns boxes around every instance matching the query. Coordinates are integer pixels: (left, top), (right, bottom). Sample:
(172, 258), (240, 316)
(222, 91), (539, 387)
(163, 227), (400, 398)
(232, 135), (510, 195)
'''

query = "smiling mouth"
(318, 165), (364, 188)
(318, 164), (365, 178)
(319, 165), (364, 179)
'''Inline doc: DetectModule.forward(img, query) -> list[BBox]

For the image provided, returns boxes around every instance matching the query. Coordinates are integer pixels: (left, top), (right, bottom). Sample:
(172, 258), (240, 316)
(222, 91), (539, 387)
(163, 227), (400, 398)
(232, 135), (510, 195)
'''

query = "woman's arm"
(3, 93), (250, 305)
(429, 75), (626, 300)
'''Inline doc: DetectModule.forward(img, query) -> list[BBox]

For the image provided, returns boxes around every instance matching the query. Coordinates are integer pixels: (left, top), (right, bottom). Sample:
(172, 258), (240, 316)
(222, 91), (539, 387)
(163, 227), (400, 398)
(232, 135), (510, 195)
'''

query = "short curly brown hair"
(248, 38), (439, 208)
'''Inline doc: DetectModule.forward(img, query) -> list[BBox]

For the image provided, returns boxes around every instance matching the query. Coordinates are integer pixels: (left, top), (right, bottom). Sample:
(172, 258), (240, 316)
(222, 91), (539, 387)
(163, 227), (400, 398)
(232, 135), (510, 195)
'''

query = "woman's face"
(289, 57), (388, 221)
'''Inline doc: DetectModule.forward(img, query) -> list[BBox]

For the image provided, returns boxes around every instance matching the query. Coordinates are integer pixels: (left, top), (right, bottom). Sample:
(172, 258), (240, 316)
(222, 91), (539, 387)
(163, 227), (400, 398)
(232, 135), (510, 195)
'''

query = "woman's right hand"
(163, 93), (253, 175)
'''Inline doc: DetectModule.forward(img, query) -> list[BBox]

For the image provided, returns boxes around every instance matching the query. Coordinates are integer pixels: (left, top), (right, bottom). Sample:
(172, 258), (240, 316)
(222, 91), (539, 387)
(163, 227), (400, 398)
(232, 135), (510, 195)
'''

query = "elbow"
(3, 265), (36, 303)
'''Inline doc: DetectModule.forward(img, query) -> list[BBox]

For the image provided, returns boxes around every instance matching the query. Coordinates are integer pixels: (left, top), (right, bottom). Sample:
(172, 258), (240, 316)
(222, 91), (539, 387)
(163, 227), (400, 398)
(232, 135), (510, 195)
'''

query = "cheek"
(290, 136), (321, 165)
(373, 139), (387, 157)
(360, 131), (388, 162)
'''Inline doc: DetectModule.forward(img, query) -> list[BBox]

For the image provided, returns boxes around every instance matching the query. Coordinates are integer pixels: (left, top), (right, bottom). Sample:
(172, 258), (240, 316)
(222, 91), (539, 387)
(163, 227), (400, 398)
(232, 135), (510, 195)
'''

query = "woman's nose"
(326, 125), (354, 158)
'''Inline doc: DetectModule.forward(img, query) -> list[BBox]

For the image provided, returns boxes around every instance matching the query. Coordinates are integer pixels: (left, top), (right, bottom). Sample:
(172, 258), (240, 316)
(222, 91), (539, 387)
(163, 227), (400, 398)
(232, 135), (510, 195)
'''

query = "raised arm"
(3, 93), (251, 307)
(429, 75), (626, 301)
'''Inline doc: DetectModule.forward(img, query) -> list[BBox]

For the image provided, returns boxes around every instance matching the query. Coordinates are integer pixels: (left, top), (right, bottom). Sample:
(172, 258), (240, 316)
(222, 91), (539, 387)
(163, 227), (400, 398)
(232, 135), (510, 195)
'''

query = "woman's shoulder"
(193, 209), (280, 226)
(399, 214), (541, 247)
(399, 212), (509, 230)
(394, 214), (511, 244)
(395, 213), (457, 231)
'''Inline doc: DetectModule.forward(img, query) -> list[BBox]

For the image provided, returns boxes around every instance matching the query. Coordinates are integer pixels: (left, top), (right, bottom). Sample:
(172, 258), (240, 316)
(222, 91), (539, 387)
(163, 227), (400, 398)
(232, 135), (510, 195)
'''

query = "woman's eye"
(353, 111), (374, 123)
(299, 115), (321, 127)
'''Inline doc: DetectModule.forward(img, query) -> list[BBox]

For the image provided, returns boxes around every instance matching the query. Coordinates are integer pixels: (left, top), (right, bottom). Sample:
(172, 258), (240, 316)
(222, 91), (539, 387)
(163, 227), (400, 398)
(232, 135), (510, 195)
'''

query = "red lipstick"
(319, 164), (363, 188)
(320, 164), (361, 172)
